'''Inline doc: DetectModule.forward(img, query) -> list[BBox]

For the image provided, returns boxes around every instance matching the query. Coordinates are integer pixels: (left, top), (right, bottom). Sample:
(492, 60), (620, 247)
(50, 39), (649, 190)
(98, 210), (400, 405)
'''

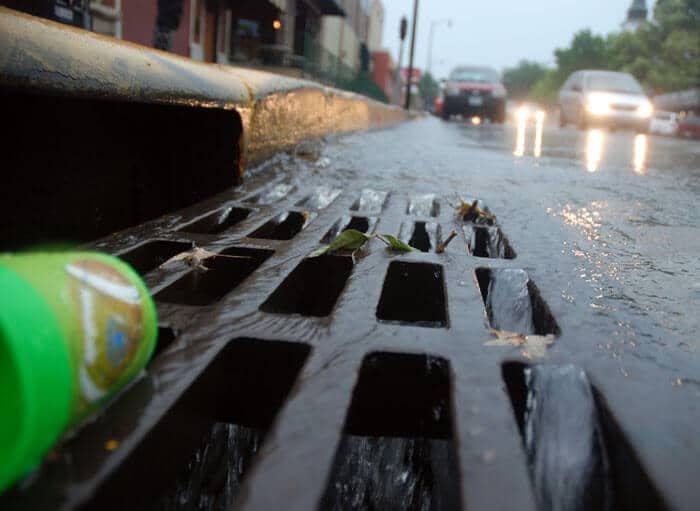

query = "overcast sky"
(379, 0), (643, 78)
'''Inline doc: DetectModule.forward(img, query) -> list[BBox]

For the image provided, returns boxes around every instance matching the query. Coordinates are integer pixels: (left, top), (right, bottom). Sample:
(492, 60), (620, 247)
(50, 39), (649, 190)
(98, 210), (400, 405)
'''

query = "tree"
(419, 72), (440, 107)
(502, 60), (548, 100)
(554, 29), (611, 78)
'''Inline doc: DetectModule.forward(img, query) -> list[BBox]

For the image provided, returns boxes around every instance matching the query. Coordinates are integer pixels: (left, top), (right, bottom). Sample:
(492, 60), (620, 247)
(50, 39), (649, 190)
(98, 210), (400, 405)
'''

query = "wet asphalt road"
(251, 115), (700, 377)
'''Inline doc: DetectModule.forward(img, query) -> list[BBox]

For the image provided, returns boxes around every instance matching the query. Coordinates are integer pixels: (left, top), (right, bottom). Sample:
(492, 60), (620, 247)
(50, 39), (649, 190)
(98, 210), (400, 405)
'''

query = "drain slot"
(466, 226), (516, 259)
(475, 268), (558, 335)
(350, 189), (388, 214)
(260, 255), (353, 317)
(155, 247), (273, 306)
(178, 207), (251, 234)
(377, 262), (447, 327)
(322, 216), (374, 243)
(244, 183), (295, 205)
(321, 352), (461, 510)
(118, 240), (192, 276)
(401, 221), (441, 252)
(85, 339), (310, 511)
(407, 193), (440, 217)
(295, 186), (341, 209)
(149, 326), (179, 364)
(502, 362), (667, 511)
(248, 211), (312, 240)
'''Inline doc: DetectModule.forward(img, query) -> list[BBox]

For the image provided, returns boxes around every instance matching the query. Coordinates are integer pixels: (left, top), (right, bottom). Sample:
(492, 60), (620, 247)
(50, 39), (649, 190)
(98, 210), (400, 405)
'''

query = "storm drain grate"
(4, 180), (677, 511)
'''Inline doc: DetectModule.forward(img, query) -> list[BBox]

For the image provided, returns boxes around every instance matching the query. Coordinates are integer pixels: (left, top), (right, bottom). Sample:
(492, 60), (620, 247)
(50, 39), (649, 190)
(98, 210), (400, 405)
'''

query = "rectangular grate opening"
(118, 240), (192, 276)
(350, 189), (388, 215)
(475, 268), (559, 335)
(244, 183), (295, 205)
(155, 247), (273, 306)
(401, 221), (441, 253)
(321, 215), (374, 244)
(502, 362), (667, 511)
(248, 211), (312, 240)
(149, 326), (179, 364)
(377, 262), (447, 327)
(295, 186), (341, 209)
(466, 225), (516, 259)
(178, 206), (251, 234)
(407, 193), (440, 217)
(260, 255), (353, 317)
(83, 338), (310, 511)
(320, 352), (462, 510)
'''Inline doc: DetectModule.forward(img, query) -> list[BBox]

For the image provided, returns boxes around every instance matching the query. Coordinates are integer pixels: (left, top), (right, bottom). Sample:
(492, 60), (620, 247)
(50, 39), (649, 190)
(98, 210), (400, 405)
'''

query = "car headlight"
(637, 101), (653, 118)
(586, 94), (610, 115)
(445, 86), (460, 97)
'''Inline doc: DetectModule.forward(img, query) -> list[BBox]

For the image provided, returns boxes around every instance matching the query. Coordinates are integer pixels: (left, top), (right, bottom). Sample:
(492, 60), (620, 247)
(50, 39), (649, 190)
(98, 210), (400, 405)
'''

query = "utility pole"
(394, 16), (407, 105)
(404, 0), (419, 110)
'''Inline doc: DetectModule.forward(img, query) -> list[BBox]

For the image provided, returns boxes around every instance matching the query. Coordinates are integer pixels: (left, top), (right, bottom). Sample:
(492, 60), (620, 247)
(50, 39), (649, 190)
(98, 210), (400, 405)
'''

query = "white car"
(649, 111), (679, 136)
(557, 70), (652, 132)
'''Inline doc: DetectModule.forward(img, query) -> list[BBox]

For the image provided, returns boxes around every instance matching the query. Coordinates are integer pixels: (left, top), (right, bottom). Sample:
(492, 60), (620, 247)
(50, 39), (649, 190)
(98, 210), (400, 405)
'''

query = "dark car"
(441, 66), (507, 122)
(677, 113), (700, 139)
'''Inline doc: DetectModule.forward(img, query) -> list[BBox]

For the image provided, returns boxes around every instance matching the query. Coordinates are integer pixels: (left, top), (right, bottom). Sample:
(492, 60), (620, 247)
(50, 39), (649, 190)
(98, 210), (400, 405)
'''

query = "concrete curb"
(0, 7), (410, 168)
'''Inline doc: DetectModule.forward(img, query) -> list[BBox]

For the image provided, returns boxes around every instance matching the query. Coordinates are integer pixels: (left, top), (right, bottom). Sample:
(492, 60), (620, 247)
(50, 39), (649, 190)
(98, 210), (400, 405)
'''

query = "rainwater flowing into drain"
(476, 269), (559, 335)
(502, 363), (668, 511)
(321, 353), (461, 511)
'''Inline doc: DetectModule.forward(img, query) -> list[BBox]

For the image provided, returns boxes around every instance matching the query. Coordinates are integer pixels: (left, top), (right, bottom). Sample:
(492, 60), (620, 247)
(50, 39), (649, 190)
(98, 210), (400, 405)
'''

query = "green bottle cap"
(0, 265), (73, 492)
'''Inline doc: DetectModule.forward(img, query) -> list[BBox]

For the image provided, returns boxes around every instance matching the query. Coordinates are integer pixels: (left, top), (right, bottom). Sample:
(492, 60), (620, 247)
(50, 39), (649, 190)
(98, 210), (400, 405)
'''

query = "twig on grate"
(436, 230), (458, 253)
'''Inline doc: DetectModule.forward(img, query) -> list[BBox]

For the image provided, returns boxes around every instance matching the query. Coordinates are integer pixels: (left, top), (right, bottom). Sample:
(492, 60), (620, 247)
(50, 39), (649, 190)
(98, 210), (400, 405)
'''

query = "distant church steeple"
(623, 0), (648, 31)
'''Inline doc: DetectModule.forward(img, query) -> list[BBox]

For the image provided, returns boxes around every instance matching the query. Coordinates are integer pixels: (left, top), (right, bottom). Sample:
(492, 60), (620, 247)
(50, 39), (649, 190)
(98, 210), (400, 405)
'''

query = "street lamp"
(426, 19), (452, 77)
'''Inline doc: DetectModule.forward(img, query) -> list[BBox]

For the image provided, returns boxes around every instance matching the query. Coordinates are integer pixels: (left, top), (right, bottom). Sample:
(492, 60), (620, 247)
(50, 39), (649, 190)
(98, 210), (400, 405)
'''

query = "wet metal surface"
(2, 117), (700, 511)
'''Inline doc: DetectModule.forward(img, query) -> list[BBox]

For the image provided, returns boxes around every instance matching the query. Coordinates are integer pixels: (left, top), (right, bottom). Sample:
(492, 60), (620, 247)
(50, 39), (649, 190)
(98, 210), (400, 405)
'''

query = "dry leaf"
(159, 247), (249, 271)
(455, 197), (496, 224)
(484, 329), (554, 358)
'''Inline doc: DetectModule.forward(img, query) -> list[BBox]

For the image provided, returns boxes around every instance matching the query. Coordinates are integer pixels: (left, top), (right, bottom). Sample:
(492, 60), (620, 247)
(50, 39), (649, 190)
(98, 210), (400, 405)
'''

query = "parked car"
(557, 70), (653, 132)
(677, 113), (700, 139)
(441, 66), (507, 122)
(650, 111), (679, 136)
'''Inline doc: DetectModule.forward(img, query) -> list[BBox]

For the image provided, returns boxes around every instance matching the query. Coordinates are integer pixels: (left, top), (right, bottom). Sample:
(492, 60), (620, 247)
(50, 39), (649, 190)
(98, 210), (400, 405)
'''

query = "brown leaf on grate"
(484, 329), (554, 358)
(455, 197), (496, 224)
(159, 247), (250, 271)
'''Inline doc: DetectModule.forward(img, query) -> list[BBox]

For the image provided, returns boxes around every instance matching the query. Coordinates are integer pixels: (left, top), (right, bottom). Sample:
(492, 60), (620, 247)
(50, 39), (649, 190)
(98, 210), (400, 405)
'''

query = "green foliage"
(419, 72), (440, 106)
(554, 29), (611, 77)
(502, 60), (548, 100)
(518, 1), (699, 103)
(309, 229), (371, 257)
(376, 234), (417, 253)
(530, 70), (563, 106)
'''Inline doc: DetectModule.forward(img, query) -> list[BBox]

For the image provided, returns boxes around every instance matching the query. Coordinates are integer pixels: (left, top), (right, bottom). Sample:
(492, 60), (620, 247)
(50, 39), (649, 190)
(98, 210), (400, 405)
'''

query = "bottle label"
(65, 259), (145, 412)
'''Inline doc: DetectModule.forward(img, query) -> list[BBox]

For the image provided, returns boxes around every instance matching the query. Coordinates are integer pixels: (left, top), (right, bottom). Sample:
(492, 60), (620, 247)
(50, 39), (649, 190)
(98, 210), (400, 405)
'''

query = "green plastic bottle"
(0, 252), (157, 493)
